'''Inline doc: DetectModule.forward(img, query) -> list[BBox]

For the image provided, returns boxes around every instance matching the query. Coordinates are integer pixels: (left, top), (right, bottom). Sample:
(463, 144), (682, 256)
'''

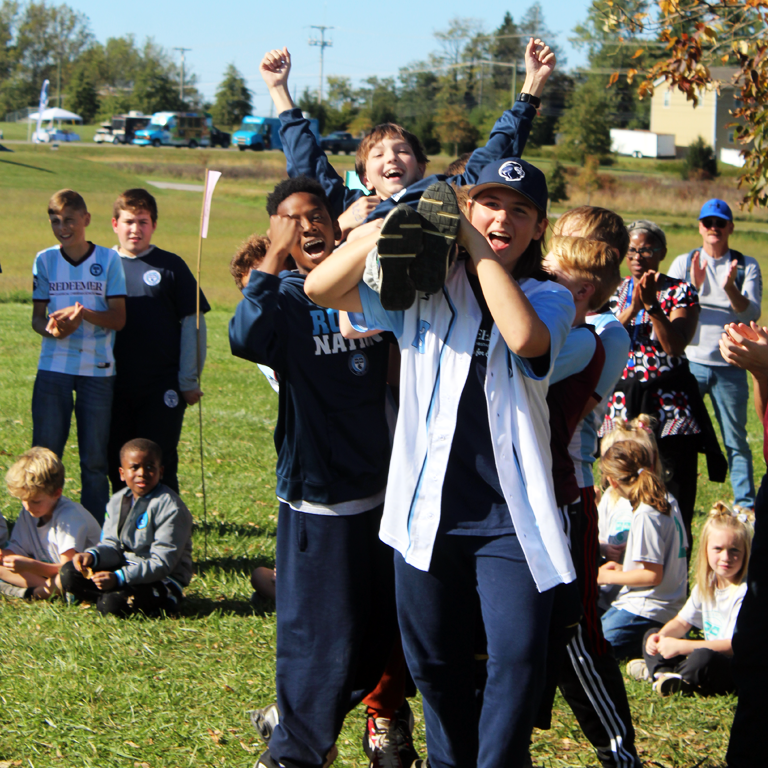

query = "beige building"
(650, 67), (745, 160)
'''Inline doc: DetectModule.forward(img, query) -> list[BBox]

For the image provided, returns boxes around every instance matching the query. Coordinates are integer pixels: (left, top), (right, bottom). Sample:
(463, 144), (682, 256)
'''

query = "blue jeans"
(689, 361), (755, 508)
(32, 370), (114, 523)
(601, 607), (662, 660)
(396, 534), (554, 768)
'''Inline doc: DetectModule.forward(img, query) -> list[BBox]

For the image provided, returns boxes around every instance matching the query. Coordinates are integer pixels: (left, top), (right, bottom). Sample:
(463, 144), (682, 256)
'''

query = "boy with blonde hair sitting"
(0, 447), (101, 600)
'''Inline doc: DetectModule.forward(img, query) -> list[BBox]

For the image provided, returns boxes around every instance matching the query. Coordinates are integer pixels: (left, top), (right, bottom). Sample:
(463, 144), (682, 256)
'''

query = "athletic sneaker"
(0, 581), (28, 599)
(411, 181), (460, 294)
(626, 659), (651, 682)
(363, 702), (419, 768)
(652, 672), (684, 696)
(376, 204), (423, 310)
(250, 702), (280, 744)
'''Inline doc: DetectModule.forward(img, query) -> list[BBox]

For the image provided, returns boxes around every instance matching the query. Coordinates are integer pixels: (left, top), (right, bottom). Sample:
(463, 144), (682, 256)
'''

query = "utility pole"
(174, 47), (192, 103)
(308, 25), (333, 104)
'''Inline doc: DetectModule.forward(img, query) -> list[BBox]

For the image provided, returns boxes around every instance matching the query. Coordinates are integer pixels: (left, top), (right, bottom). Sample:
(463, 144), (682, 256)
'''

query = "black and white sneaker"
(363, 702), (419, 768)
(250, 702), (280, 744)
(376, 203), (423, 310)
(411, 181), (460, 294)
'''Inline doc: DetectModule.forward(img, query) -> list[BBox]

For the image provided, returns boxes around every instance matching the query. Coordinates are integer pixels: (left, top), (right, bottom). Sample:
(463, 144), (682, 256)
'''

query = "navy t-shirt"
(113, 247), (210, 391)
(439, 272), (515, 536)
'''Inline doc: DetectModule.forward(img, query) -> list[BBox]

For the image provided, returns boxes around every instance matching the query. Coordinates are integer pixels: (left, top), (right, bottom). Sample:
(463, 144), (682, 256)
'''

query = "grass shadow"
(182, 593), (272, 618)
(193, 519), (276, 539)
(0, 157), (54, 172)
(194, 554), (273, 575)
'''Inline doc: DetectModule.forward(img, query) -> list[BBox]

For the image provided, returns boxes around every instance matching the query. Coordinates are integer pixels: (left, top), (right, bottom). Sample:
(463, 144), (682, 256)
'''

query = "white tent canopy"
(28, 107), (83, 122)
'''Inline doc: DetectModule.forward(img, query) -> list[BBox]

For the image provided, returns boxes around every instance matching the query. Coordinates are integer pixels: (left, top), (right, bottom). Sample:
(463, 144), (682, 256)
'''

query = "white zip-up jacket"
(355, 260), (577, 592)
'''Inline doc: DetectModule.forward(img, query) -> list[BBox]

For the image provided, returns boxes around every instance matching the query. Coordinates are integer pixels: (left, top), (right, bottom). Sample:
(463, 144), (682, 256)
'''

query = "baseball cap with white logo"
(469, 158), (548, 213)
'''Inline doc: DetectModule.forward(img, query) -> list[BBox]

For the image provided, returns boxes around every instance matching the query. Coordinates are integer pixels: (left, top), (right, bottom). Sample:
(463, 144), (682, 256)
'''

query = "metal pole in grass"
(196, 168), (222, 561)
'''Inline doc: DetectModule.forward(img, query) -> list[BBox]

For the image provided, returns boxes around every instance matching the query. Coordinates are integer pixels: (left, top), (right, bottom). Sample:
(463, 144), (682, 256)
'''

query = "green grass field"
(0, 141), (766, 767)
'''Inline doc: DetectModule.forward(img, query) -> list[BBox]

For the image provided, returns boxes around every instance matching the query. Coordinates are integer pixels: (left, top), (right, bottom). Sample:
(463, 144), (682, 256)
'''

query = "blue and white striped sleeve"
(106, 250), (126, 297)
(32, 252), (49, 301)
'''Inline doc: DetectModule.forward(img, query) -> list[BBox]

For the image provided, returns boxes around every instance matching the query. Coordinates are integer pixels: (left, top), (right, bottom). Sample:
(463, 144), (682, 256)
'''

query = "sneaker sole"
(653, 675), (683, 696)
(412, 181), (460, 294)
(250, 703), (280, 744)
(377, 204), (422, 311)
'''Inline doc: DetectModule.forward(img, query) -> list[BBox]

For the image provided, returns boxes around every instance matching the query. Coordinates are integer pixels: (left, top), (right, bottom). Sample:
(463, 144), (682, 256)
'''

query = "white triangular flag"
(201, 169), (222, 238)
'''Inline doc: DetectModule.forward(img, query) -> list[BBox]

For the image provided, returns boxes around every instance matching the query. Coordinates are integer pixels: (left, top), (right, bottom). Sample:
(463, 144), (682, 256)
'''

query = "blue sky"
(69, 0), (593, 111)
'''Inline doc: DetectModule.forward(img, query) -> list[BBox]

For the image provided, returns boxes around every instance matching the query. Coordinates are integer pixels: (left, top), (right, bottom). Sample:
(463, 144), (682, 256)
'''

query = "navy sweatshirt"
(278, 101), (536, 221)
(229, 270), (391, 505)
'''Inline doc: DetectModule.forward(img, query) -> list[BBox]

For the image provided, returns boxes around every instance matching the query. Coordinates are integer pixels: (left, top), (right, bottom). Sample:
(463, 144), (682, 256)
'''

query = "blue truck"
(231, 115), (320, 151)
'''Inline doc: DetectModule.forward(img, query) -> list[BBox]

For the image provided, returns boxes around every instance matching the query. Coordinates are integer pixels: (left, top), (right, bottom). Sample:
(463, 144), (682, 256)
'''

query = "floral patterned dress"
(601, 274), (701, 438)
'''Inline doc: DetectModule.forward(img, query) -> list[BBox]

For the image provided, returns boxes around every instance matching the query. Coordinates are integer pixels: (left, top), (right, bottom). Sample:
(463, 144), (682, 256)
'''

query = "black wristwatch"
(647, 301), (663, 316)
(517, 92), (541, 109)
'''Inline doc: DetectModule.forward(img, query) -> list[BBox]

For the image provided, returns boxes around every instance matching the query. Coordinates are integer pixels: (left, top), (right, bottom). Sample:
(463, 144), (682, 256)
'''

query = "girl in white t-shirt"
(598, 440), (689, 659)
(630, 502), (753, 695)
(597, 416), (666, 611)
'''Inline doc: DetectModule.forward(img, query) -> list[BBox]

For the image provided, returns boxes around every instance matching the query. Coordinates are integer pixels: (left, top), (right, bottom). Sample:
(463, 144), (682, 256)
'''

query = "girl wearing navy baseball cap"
(306, 159), (578, 767)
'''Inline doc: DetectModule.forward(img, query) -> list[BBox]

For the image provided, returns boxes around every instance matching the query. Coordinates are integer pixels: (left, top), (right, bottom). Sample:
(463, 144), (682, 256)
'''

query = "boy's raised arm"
(261, 47), (361, 218)
(461, 38), (556, 184)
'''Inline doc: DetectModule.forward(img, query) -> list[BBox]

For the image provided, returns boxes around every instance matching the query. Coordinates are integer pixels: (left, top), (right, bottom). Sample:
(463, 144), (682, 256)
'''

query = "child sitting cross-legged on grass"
(626, 501), (752, 696)
(0, 447), (101, 600)
(59, 438), (193, 617)
(597, 441), (689, 660)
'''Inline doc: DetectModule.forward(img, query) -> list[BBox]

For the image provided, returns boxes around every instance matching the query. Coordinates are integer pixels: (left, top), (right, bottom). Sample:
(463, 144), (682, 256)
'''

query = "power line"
(174, 47), (192, 102)
(309, 26), (333, 104)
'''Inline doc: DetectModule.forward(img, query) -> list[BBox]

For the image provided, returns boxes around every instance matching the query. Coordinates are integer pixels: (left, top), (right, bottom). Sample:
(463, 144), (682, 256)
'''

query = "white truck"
(610, 129), (676, 158)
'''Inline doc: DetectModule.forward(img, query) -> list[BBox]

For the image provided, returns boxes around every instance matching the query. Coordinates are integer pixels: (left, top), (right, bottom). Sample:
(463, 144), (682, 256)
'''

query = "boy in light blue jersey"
(31, 189), (126, 523)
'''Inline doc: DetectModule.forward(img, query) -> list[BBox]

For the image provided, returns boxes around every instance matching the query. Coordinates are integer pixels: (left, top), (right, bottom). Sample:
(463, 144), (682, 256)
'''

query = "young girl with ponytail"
(597, 440), (689, 658)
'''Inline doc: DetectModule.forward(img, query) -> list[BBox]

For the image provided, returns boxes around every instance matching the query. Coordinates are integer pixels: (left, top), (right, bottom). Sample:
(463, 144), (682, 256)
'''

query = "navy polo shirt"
(113, 247), (210, 391)
(439, 272), (515, 536)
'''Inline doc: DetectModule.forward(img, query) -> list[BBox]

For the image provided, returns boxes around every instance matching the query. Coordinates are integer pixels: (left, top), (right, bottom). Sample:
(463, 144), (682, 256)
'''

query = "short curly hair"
(266, 176), (335, 219)
(230, 234), (271, 289)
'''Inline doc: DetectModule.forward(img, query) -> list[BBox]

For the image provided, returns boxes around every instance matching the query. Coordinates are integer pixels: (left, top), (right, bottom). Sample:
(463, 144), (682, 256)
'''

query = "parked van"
(111, 112), (151, 144)
(232, 114), (320, 151)
(133, 112), (211, 148)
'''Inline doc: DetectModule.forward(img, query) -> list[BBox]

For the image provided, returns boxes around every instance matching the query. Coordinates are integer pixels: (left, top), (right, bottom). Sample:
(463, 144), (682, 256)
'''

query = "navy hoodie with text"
(229, 269), (391, 505)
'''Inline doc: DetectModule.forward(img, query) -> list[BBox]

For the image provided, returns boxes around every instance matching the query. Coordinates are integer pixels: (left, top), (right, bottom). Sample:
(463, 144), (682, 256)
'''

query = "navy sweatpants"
(268, 502), (397, 768)
(108, 385), (187, 494)
(395, 533), (554, 768)
(727, 471), (768, 767)
(557, 490), (640, 768)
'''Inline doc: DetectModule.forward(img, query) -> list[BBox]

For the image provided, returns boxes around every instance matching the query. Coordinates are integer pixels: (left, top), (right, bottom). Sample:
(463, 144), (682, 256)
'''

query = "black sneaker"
(363, 702), (419, 768)
(250, 702), (280, 744)
(411, 181), (460, 294)
(376, 204), (422, 311)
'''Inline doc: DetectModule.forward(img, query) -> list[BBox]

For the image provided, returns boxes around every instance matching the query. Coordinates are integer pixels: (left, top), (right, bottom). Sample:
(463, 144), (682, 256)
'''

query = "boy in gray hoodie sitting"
(60, 438), (193, 616)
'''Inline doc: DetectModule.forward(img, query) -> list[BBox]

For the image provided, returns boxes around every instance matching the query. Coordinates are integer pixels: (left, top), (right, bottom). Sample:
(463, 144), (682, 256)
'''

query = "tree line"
(0, 0), (201, 121)
(1, 0), (692, 170)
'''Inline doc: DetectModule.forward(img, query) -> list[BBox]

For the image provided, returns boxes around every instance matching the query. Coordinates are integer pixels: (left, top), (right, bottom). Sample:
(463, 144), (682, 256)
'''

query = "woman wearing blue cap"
(306, 158), (578, 768)
(599, 219), (726, 550)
